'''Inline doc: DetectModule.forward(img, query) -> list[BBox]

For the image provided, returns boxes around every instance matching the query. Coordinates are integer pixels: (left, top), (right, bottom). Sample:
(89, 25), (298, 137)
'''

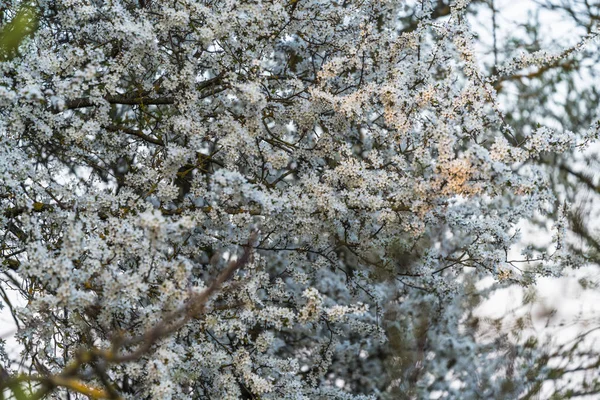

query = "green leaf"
(8, 381), (29, 400)
(0, 6), (38, 61)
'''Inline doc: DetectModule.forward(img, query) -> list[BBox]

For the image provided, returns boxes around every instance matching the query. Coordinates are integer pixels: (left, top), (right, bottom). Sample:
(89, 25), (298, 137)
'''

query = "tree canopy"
(1, 0), (599, 399)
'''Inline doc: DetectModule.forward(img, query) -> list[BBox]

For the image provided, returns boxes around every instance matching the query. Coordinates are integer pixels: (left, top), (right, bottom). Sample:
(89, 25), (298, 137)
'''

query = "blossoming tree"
(0, 0), (598, 398)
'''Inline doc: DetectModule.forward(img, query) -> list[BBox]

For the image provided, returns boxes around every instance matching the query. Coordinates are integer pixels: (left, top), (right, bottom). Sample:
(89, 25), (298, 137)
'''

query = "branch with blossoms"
(0, 236), (255, 399)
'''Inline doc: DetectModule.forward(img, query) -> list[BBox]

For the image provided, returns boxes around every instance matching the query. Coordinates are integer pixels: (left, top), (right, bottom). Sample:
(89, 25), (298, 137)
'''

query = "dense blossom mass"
(0, 0), (598, 399)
